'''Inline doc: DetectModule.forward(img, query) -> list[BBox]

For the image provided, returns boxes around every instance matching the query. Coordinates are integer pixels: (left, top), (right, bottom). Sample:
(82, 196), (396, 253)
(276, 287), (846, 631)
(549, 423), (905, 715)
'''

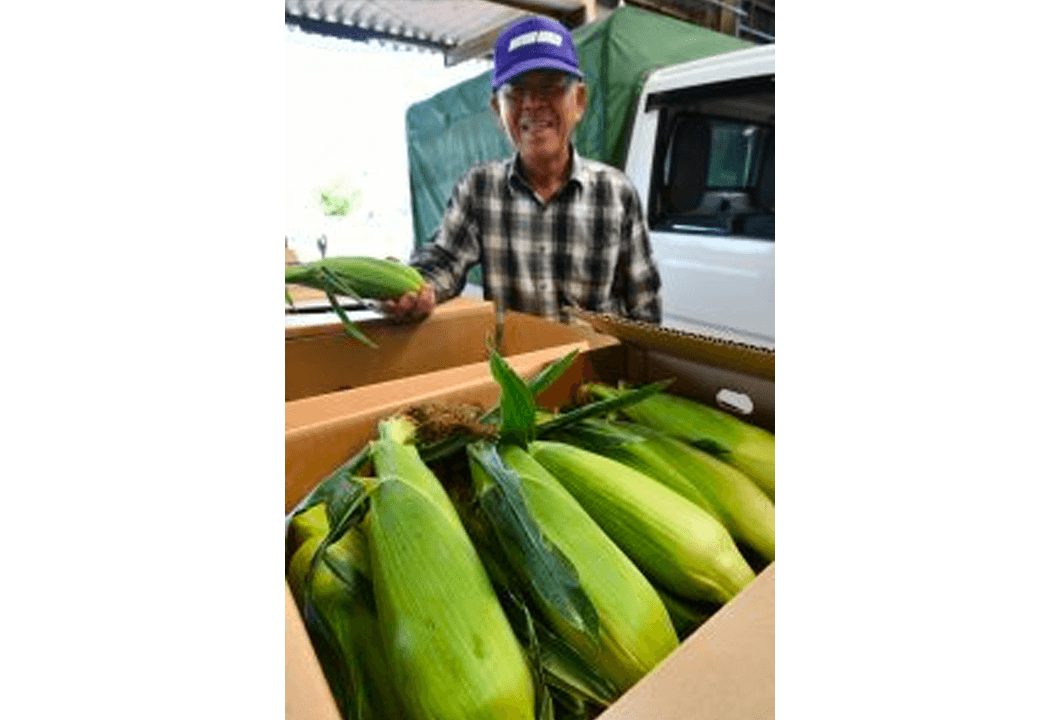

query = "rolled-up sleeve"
(409, 171), (482, 304)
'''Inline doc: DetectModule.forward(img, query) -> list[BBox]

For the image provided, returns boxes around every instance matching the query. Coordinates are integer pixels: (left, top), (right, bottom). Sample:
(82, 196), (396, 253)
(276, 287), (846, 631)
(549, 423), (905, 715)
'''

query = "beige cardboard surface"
(598, 564), (775, 720)
(286, 583), (342, 720)
(285, 303), (589, 402)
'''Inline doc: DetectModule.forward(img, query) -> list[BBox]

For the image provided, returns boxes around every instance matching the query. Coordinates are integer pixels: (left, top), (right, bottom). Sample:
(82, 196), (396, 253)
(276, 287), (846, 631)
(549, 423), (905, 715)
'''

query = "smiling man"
(387, 15), (661, 324)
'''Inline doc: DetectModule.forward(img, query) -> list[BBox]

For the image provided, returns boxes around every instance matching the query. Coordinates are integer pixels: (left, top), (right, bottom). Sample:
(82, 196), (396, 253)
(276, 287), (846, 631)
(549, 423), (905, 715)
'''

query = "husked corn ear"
(285, 256), (425, 300)
(491, 445), (679, 692)
(529, 440), (756, 604)
(589, 385), (776, 500)
(286, 503), (408, 720)
(368, 417), (535, 720)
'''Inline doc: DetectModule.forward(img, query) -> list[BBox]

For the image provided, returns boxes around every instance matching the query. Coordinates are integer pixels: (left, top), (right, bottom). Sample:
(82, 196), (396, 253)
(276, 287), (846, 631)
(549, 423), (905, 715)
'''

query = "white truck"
(623, 45), (775, 346)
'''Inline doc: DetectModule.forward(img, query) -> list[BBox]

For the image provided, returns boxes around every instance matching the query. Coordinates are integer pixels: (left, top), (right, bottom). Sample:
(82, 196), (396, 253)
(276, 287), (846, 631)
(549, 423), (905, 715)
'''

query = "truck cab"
(624, 45), (775, 346)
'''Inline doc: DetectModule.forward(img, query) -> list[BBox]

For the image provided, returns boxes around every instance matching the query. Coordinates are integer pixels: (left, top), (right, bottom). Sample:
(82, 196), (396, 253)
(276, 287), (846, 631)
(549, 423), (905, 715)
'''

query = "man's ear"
(490, 94), (513, 142)
(574, 83), (588, 122)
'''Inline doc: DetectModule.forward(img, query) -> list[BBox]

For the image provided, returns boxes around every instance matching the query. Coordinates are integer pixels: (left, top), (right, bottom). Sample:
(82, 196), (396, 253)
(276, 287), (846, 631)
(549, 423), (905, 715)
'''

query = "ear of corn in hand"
(472, 443), (679, 693)
(285, 256), (425, 300)
(586, 384), (776, 501)
(367, 417), (536, 720)
(528, 440), (756, 605)
(286, 503), (408, 720)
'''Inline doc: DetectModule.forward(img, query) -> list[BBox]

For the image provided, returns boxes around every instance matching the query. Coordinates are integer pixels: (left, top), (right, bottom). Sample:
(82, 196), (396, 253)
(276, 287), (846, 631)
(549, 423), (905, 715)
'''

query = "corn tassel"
(528, 440), (755, 605)
(367, 417), (535, 720)
(477, 444), (679, 693)
(286, 504), (408, 720)
(587, 384), (776, 500)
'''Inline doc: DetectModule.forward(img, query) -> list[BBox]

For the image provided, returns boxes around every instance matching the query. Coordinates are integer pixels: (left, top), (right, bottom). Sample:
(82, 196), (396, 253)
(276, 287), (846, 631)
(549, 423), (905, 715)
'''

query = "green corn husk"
(470, 443), (679, 693)
(286, 503), (408, 720)
(564, 419), (775, 563)
(368, 417), (536, 720)
(285, 256), (427, 347)
(586, 384), (775, 500)
(285, 256), (425, 300)
(528, 440), (755, 605)
(491, 583), (619, 717)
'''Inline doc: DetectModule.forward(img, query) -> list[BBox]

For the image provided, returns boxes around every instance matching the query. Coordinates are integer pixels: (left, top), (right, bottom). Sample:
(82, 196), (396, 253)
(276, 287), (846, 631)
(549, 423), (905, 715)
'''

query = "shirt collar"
(507, 145), (587, 193)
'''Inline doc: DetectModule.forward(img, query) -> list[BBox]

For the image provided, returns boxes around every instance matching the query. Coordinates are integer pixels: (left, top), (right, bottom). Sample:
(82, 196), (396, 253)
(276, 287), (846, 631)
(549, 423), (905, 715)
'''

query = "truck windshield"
(649, 75), (774, 239)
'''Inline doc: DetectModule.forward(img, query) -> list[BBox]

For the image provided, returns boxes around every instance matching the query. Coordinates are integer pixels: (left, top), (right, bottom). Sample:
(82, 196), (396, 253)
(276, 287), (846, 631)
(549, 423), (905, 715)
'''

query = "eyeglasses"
(499, 73), (577, 103)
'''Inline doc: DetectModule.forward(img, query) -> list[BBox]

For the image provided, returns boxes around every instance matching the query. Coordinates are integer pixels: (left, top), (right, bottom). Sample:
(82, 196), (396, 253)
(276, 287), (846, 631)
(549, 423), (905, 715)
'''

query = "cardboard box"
(285, 300), (610, 403)
(285, 314), (775, 719)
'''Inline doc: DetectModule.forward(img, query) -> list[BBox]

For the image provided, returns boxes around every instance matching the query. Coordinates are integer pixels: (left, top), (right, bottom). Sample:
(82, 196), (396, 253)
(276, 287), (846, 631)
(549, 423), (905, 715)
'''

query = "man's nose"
(520, 87), (550, 106)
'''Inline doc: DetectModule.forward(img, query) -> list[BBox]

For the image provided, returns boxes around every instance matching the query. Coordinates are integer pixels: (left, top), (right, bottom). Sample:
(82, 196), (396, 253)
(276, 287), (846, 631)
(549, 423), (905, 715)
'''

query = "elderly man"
(387, 15), (661, 324)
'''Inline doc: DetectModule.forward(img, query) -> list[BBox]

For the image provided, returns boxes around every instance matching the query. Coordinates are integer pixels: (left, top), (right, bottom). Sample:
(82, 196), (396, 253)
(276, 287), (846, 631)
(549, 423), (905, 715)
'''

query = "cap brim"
(492, 57), (583, 91)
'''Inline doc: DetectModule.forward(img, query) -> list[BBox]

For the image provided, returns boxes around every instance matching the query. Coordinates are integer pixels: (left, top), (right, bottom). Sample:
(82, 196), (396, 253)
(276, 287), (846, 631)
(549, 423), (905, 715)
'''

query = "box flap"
(598, 563), (775, 720)
(572, 309), (774, 381)
(285, 582), (342, 720)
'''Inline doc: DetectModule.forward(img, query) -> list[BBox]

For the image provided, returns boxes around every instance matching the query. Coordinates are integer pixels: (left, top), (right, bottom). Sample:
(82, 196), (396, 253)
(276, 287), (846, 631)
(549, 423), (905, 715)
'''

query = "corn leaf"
(544, 417), (649, 450)
(301, 477), (376, 616)
(418, 351), (658, 464)
(301, 592), (362, 720)
(421, 349), (585, 462)
(325, 289), (378, 348)
(286, 444), (372, 526)
(498, 589), (618, 712)
(501, 590), (557, 720)
(536, 379), (672, 437)
(468, 441), (600, 647)
(527, 348), (582, 396)
(320, 265), (365, 301)
(489, 348), (537, 448)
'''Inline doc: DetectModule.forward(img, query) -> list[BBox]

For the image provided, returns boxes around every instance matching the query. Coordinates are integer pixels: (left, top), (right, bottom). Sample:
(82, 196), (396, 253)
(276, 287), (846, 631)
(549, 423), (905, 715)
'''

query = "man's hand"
(382, 282), (436, 323)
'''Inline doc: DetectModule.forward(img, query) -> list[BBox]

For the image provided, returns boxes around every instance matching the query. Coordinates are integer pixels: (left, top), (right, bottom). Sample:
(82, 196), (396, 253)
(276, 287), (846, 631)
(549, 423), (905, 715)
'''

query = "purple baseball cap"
(491, 16), (583, 91)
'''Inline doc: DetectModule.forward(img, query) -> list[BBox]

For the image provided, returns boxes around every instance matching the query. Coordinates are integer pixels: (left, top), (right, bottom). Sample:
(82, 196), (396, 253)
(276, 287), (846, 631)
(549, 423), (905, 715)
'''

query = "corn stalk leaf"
(286, 444), (372, 526)
(500, 590), (557, 720)
(300, 592), (362, 720)
(544, 417), (649, 450)
(417, 350), (645, 464)
(536, 379), (673, 437)
(489, 348), (537, 448)
(300, 477), (377, 619)
(527, 348), (582, 396)
(468, 440), (600, 647)
(325, 289), (378, 348)
(497, 589), (618, 712)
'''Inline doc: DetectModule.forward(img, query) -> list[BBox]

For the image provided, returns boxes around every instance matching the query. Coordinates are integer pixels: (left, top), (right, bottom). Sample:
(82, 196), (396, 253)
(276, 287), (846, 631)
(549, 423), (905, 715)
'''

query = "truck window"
(648, 75), (774, 240)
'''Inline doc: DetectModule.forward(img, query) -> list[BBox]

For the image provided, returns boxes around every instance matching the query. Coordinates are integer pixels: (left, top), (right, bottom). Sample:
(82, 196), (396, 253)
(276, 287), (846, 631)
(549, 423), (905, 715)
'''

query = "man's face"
(493, 69), (587, 163)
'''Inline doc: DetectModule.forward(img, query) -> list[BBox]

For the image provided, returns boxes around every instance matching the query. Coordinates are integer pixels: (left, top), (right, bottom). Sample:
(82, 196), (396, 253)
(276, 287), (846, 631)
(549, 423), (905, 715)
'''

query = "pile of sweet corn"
(286, 352), (775, 720)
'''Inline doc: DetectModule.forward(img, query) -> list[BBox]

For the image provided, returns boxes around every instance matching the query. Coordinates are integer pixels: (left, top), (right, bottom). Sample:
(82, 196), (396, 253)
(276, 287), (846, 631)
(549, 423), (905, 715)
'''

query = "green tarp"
(405, 5), (753, 257)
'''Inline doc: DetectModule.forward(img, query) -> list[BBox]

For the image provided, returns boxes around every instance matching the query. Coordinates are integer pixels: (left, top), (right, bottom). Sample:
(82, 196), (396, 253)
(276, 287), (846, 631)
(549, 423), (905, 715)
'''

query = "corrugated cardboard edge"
(598, 564), (775, 720)
(571, 308), (774, 381)
(286, 582), (342, 720)
(285, 297), (493, 340)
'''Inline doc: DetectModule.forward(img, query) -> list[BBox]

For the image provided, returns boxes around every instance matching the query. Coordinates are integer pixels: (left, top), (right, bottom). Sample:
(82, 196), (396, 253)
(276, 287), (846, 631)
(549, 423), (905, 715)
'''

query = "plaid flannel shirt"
(410, 148), (662, 324)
